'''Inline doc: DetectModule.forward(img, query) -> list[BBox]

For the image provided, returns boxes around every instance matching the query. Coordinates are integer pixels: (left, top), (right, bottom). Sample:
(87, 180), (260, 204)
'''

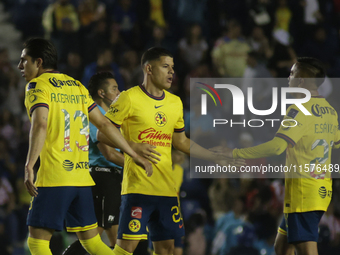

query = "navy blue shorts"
(27, 187), (97, 232)
(278, 211), (324, 243)
(118, 194), (185, 241)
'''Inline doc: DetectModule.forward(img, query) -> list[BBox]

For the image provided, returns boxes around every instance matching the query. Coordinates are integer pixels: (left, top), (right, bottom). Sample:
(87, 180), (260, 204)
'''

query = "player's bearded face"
(18, 49), (39, 82)
(151, 56), (174, 90)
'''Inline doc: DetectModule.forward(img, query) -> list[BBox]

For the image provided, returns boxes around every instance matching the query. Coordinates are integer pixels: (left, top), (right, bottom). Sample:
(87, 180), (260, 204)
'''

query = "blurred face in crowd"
(147, 56), (174, 90)
(98, 49), (113, 66)
(191, 24), (202, 38)
(18, 49), (39, 82)
(68, 52), (81, 68)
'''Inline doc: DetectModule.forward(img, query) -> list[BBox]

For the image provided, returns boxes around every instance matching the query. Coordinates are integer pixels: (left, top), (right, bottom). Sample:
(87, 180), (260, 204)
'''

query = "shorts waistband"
(90, 166), (122, 174)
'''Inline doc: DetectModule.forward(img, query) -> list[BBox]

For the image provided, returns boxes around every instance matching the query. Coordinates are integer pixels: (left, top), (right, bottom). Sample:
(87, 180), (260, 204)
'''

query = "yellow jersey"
(105, 85), (185, 197)
(276, 96), (340, 213)
(24, 71), (96, 187)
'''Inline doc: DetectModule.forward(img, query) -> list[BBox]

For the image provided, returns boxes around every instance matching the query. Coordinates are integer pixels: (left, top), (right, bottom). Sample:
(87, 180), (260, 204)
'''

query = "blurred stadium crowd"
(1, 0), (340, 254)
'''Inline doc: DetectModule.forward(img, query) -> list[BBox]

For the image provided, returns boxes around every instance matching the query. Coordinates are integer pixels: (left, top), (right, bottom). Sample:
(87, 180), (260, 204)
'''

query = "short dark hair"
(23, 38), (58, 69)
(141, 47), (173, 67)
(88, 71), (115, 99)
(296, 57), (326, 87)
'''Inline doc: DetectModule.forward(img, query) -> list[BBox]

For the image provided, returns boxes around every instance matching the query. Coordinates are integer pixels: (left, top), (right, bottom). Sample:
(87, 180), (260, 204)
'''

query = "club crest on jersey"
(128, 219), (141, 232)
(155, 111), (167, 127)
(131, 207), (142, 219)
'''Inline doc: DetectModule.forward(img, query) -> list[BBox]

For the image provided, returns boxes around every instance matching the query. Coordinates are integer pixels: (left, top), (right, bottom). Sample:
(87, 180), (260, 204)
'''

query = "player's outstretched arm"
(172, 132), (243, 165)
(97, 142), (124, 167)
(89, 107), (153, 176)
(25, 107), (49, 197)
(227, 136), (288, 159)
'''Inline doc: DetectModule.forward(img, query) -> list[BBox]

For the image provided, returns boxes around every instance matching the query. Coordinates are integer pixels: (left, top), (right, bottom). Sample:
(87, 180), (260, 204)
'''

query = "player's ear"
(98, 89), (104, 98)
(146, 64), (152, 74)
(36, 58), (43, 68)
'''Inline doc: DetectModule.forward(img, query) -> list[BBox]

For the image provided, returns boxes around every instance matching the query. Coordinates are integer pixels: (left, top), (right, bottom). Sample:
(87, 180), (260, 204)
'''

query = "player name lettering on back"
(49, 77), (79, 88)
(51, 93), (87, 104)
(314, 123), (337, 134)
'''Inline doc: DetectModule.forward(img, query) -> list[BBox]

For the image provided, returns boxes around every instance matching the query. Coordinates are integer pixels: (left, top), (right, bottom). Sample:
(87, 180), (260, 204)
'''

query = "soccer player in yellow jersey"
(18, 38), (152, 255)
(100, 47), (240, 255)
(220, 57), (340, 255)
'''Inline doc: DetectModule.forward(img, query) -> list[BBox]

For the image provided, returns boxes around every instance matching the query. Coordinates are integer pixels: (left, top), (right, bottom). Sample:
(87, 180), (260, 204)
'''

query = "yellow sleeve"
(105, 91), (131, 128)
(24, 80), (50, 118)
(275, 105), (307, 147)
(174, 99), (185, 133)
(233, 136), (288, 159)
(334, 120), (340, 149)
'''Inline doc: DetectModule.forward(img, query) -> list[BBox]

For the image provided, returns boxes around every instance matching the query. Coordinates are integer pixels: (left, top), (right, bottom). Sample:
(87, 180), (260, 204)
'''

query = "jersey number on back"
(61, 109), (89, 152)
(310, 139), (330, 179)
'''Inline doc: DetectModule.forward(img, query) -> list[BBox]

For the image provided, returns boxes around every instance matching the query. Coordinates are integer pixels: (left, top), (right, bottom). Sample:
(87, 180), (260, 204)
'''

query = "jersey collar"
(139, 85), (165, 100)
(45, 70), (60, 73)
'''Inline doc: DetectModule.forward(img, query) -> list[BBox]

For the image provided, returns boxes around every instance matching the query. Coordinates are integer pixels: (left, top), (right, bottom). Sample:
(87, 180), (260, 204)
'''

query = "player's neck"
(38, 68), (55, 77)
(96, 100), (109, 112)
(142, 83), (164, 97)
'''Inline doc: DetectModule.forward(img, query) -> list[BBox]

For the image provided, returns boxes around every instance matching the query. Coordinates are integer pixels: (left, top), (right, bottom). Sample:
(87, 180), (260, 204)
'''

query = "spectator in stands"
(247, 26), (272, 60)
(111, 0), (138, 48)
(227, 224), (260, 255)
(0, 48), (24, 116)
(108, 22), (130, 65)
(119, 50), (143, 89)
(83, 19), (110, 65)
(42, 0), (80, 42)
(211, 196), (246, 255)
(185, 212), (207, 255)
(82, 47), (125, 90)
(11, 0), (46, 39)
(60, 51), (84, 81)
(78, 0), (106, 29)
(248, 0), (275, 37)
(208, 179), (235, 220)
(212, 19), (250, 77)
(0, 173), (17, 253)
(274, 0), (292, 32)
(267, 29), (296, 77)
(301, 26), (340, 77)
(145, 25), (176, 54)
(178, 23), (209, 73)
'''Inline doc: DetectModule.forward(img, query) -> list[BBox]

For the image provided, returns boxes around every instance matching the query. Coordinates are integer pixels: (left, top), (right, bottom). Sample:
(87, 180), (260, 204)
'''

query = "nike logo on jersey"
(155, 105), (163, 109)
